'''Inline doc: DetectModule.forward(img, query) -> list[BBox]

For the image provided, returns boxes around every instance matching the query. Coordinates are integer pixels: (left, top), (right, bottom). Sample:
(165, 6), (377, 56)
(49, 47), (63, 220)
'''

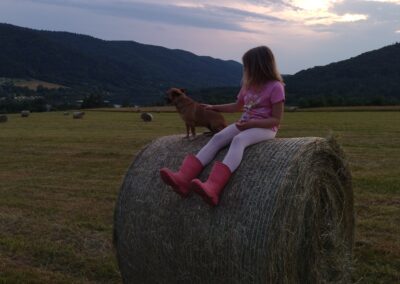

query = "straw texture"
(114, 135), (354, 284)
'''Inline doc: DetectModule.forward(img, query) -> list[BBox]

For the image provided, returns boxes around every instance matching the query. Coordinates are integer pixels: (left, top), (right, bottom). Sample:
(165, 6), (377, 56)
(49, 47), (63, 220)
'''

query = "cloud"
(22, 0), (374, 31)
(205, 5), (285, 22)
(329, 0), (400, 34)
(276, 0), (368, 26)
(334, 0), (400, 17)
(24, 0), (285, 33)
(366, 0), (400, 4)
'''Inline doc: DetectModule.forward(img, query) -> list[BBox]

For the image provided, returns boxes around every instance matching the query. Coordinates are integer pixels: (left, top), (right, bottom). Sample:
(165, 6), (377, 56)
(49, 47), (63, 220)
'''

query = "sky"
(0, 0), (399, 74)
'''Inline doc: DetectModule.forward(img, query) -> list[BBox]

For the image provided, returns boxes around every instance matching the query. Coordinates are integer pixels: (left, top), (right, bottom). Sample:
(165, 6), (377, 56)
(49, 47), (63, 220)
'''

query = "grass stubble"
(0, 110), (399, 283)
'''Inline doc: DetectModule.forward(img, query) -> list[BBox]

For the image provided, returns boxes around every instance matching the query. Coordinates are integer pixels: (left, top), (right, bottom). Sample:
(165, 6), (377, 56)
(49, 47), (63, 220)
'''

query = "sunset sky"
(1, 0), (399, 74)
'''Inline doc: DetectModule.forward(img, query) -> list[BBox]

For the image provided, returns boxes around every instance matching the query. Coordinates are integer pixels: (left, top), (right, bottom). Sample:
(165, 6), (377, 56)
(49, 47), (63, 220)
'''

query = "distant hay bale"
(114, 135), (354, 284)
(73, 111), (85, 119)
(21, 110), (30, 117)
(0, 115), (7, 123)
(140, 112), (153, 122)
(285, 106), (299, 112)
(64, 112), (70, 116)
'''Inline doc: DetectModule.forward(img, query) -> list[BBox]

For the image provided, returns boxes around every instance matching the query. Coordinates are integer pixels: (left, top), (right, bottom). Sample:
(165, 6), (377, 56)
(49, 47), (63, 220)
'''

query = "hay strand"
(114, 135), (354, 283)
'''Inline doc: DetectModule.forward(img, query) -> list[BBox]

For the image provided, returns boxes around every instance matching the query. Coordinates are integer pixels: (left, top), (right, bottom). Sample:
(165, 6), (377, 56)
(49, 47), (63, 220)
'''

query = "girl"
(160, 46), (285, 206)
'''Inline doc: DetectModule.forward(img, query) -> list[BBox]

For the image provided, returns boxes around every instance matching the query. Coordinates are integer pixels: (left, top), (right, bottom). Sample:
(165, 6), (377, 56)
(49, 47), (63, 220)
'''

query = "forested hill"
(284, 43), (400, 106)
(178, 43), (400, 107)
(1, 23), (399, 107)
(0, 23), (242, 104)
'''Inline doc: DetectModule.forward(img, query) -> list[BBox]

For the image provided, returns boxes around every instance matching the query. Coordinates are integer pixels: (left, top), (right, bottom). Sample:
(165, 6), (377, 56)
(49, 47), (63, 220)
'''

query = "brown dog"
(166, 88), (227, 138)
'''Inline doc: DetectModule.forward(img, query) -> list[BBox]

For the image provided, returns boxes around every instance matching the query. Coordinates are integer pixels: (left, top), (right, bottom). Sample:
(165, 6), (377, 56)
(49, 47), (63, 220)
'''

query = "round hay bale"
(21, 110), (30, 117)
(140, 112), (153, 122)
(0, 115), (7, 123)
(73, 111), (85, 119)
(63, 112), (70, 116)
(285, 106), (299, 112)
(114, 135), (354, 284)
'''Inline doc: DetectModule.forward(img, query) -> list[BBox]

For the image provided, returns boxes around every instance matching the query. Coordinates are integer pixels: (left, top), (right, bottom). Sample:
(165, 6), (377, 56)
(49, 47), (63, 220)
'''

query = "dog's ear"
(179, 88), (187, 94)
(171, 89), (183, 97)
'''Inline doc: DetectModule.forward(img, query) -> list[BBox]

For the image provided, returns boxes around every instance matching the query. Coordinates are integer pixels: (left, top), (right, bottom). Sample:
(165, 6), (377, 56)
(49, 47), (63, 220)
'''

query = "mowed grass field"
(1, 110), (399, 283)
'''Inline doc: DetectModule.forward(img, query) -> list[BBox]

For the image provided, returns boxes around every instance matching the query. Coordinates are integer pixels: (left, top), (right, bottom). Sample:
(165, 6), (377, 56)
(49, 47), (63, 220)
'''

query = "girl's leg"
(196, 124), (240, 166)
(223, 128), (276, 172)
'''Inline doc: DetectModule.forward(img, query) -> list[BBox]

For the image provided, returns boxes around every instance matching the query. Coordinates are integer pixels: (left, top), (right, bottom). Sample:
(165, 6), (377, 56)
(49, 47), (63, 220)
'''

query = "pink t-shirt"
(237, 80), (285, 131)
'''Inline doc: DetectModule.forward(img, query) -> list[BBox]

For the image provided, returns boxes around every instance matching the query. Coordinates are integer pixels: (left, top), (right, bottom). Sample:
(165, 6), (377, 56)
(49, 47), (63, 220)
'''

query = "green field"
(0, 78), (65, 90)
(1, 110), (399, 283)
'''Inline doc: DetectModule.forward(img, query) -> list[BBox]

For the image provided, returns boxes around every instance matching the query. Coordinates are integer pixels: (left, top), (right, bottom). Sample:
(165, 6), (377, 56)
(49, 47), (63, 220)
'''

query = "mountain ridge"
(0, 23), (243, 104)
(1, 23), (399, 107)
(284, 42), (400, 106)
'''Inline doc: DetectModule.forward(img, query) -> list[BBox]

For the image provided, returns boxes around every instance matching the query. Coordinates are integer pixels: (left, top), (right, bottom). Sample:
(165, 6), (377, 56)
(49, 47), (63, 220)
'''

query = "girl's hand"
(235, 120), (253, 131)
(200, 104), (215, 111)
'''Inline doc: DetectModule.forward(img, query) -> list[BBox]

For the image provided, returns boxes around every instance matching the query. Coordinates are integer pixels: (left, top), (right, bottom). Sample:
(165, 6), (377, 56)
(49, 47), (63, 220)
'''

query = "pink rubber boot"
(190, 162), (232, 206)
(160, 155), (203, 197)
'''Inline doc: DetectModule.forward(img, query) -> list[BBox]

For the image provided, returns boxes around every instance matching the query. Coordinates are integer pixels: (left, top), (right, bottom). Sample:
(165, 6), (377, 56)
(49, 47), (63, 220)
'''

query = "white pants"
(196, 123), (276, 172)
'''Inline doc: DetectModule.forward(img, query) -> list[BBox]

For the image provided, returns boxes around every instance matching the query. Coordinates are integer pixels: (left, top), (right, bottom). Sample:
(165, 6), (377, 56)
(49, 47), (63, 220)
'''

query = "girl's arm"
(204, 102), (242, 113)
(236, 101), (284, 130)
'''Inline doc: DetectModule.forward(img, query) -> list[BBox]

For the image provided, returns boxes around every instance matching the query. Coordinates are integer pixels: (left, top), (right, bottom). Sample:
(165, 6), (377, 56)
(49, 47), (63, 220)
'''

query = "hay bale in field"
(140, 112), (153, 122)
(0, 115), (7, 123)
(73, 111), (85, 119)
(285, 106), (299, 112)
(114, 135), (354, 284)
(63, 112), (70, 116)
(21, 110), (30, 117)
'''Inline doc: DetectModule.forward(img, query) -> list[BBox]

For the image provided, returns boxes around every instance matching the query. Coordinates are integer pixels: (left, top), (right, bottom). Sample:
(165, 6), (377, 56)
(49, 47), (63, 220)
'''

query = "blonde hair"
(242, 46), (283, 91)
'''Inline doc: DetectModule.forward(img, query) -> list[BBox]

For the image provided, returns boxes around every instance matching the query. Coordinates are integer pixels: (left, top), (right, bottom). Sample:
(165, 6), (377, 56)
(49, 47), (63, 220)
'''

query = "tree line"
(0, 82), (109, 113)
